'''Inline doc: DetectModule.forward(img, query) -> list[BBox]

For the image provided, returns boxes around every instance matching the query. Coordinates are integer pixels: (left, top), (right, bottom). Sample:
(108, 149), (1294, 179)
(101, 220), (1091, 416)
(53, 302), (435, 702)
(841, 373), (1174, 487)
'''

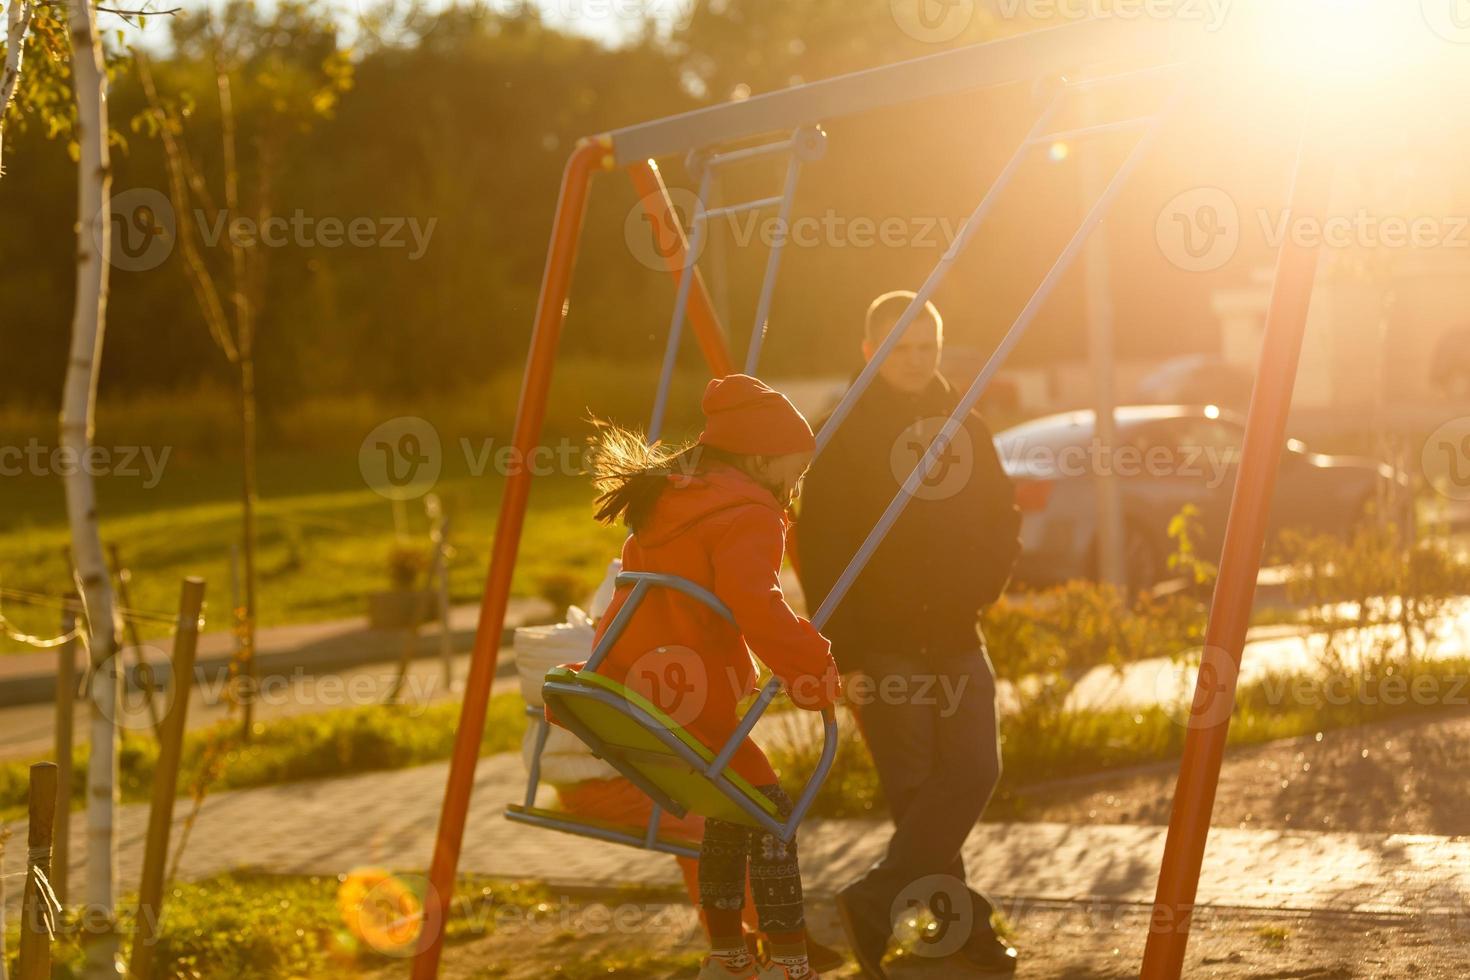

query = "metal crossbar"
(647, 127), (827, 441)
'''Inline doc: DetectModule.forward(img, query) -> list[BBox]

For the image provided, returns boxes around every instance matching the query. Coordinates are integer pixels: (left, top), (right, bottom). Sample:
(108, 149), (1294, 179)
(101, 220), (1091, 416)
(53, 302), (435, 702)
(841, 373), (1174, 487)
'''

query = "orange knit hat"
(696, 375), (815, 456)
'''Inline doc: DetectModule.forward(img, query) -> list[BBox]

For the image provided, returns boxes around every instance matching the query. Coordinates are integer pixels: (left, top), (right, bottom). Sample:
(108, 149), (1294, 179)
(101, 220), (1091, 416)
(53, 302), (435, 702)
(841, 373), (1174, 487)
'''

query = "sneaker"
(804, 934), (845, 974)
(755, 964), (819, 980)
(958, 933), (1019, 975)
(753, 933), (843, 974)
(834, 882), (891, 980)
(697, 955), (758, 980)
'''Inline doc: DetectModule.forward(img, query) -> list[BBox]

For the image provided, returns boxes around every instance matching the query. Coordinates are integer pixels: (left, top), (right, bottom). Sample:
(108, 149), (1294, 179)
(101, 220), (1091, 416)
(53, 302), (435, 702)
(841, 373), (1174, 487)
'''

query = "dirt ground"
(368, 893), (1470, 979)
(997, 708), (1470, 835)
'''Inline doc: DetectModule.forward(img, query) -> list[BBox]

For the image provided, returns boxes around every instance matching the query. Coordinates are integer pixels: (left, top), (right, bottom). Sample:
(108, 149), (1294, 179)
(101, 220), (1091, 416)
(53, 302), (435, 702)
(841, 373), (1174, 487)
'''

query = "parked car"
(1133, 354), (1256, 412)
(995, 404), (1410, 591)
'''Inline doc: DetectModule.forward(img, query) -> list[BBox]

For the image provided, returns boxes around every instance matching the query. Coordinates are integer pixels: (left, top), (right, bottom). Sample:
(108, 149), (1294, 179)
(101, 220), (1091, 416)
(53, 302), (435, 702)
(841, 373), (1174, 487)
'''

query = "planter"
(368, 590), (438, 631)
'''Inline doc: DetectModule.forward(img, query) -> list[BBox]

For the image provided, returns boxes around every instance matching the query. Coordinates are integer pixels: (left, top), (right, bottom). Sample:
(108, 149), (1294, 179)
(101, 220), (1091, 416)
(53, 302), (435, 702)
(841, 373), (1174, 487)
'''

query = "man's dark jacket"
(795, 373), (1021, 673)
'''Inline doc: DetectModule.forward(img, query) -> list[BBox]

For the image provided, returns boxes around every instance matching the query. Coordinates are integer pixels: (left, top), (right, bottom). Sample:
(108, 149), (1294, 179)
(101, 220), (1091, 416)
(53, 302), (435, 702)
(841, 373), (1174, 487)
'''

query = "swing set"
(407, 11), (1408, 978)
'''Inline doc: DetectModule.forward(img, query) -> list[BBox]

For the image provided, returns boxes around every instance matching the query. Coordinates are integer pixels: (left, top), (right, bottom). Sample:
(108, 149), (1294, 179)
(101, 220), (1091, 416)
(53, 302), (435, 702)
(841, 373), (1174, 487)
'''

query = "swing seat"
(503, 804), (701, 860)
(541, 572), (838, 841)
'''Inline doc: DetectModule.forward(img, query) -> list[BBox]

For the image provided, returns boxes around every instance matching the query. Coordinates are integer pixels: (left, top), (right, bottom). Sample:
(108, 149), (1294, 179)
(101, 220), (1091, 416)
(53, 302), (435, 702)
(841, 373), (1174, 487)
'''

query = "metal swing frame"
(413, 17), (1331, 980)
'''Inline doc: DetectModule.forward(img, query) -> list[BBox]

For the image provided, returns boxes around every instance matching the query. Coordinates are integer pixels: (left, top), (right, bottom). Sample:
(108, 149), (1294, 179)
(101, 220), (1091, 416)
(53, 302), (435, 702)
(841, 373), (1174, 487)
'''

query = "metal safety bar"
(557, 571), (839, 841)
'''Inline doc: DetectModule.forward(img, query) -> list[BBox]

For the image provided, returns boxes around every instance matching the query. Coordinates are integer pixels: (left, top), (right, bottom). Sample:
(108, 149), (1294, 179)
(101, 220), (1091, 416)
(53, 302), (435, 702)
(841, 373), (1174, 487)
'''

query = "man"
(795, 291), (1022, 978)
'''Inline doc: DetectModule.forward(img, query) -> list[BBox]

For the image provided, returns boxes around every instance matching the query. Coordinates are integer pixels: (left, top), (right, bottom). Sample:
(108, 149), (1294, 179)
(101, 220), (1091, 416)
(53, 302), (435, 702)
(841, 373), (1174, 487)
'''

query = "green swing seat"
(540, 572), (837, 841)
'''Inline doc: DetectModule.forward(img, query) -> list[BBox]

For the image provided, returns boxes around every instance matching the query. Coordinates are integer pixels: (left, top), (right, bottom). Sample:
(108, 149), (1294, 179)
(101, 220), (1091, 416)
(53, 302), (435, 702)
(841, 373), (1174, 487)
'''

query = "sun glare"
(1246, 0), (1436, 91)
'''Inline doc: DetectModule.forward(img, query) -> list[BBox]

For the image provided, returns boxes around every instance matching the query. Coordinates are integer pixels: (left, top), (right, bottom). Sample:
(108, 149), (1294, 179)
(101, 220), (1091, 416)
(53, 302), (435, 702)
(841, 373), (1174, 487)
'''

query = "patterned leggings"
(699, 784), (805, 934)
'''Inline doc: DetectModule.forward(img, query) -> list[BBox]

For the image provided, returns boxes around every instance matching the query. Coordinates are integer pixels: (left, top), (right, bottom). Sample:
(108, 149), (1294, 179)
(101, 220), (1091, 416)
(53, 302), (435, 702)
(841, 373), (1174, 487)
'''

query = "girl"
(586, 375), (840, 980)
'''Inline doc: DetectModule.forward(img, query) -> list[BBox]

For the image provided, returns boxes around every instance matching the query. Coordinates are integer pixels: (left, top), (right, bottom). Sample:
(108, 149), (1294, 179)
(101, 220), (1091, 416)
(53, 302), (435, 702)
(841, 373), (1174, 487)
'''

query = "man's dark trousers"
(850, 648), (1002, 943)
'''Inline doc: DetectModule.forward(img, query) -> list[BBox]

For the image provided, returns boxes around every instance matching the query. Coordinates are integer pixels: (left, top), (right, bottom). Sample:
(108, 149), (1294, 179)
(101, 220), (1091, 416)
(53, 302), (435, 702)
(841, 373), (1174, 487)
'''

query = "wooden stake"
(17, 763), (59, 980)
(128, 578), (205, 980)
(53, 606), (77, 907)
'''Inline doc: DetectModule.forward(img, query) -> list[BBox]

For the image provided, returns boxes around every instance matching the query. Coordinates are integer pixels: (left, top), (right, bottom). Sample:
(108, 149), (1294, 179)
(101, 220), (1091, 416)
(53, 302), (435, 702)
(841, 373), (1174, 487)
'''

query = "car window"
(1129, 417), (1242, 478)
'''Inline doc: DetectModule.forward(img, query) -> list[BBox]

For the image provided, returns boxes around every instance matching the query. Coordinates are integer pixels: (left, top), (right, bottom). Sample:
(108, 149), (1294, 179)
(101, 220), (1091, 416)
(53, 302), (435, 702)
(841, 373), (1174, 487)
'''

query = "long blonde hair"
(586, 420), (738, 531)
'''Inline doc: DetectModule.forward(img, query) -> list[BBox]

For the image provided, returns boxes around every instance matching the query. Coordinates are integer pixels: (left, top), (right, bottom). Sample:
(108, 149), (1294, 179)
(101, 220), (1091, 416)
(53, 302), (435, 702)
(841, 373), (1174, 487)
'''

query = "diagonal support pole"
(1138, 126), (1335, 980)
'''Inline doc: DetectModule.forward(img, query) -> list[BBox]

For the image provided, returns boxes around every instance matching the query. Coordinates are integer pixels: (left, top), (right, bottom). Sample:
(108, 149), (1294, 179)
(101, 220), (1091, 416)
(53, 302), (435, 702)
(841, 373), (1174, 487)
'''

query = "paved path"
(7, 754), (1468, 921)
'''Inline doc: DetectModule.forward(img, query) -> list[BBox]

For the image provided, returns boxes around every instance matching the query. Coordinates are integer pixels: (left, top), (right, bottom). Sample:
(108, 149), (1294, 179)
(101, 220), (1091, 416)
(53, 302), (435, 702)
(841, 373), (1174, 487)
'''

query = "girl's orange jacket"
(573, 462), (839, 787)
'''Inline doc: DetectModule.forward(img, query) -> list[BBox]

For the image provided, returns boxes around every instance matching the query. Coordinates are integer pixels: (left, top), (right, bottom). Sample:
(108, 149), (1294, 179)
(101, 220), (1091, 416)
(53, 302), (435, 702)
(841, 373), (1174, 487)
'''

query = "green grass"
(0, 446), (629, 653)
(3, 871), (566, 979)
(0, 692), (526, 820)
(0, 361), (721, 653)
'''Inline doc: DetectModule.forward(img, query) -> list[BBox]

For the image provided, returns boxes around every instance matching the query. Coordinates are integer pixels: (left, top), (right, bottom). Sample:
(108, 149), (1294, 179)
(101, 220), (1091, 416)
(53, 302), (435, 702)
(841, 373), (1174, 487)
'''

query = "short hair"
(864, 290), (943, 343)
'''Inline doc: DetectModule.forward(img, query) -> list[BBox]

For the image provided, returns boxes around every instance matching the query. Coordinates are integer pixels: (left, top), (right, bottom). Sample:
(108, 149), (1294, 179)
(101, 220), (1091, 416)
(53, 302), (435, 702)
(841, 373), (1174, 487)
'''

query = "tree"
(59, 0), (119, 972)
(136, 0), (351, 737)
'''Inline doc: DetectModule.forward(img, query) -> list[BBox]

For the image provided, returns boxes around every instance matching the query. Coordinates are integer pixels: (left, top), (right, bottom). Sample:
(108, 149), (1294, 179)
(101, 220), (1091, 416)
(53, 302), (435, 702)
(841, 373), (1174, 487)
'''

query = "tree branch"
(1, 0), (37, 177)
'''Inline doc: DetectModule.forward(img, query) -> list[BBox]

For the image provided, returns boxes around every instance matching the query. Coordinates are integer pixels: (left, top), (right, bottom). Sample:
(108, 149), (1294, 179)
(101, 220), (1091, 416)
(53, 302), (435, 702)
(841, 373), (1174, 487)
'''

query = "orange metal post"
(412, 135), (614, 978)
(1139, 131), (1335, 978)
(628, 159), (736, 377)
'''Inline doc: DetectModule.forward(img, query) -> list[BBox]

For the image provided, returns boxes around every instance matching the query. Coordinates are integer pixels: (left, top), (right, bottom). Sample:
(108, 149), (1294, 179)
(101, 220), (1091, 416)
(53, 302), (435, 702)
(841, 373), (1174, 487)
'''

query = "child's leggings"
(698, 784), (805, 935)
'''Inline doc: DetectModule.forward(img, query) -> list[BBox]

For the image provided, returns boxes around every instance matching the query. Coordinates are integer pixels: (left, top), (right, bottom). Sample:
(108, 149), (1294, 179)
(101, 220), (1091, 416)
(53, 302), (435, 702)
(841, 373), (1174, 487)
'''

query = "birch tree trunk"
(1, 0), (35, 177)
(60, 0), (119, 975)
